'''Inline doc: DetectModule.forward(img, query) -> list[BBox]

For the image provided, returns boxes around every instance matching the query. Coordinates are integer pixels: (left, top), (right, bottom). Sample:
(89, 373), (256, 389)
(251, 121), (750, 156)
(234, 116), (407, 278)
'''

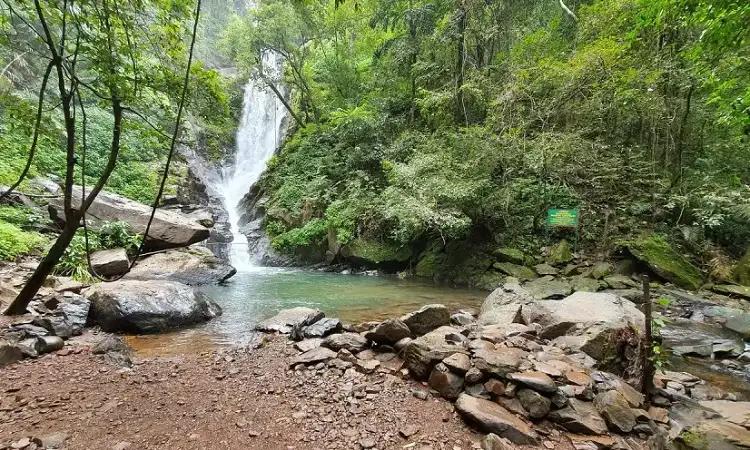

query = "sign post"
(546, 208), (580, 250)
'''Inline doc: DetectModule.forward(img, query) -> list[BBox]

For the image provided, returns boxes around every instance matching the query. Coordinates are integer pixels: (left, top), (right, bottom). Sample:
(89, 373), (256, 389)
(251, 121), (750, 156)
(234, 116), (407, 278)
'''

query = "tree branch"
(559, 0), (578, 22)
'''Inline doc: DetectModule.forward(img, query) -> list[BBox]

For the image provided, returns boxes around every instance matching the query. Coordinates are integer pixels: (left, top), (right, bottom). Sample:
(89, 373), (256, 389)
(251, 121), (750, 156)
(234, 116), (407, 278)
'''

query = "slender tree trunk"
(456, 1), (467, 124)
(4, 222), (80, 314)
(265, 78), (305, 128)
(409, 0), (417, 125)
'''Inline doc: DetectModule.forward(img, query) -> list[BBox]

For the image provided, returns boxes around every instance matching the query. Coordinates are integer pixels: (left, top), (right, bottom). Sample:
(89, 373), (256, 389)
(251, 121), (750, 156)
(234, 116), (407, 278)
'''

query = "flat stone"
(473, 348), (527, 378)
(455, 394), (538, 445)
(295, 338), (323, 353)
(507, 371), (557, 393)
(355, 359), (380, 374)
(443, 352), (471, 374)
(548, 398), (608, 435)
(699, 401), (750, 429)
(534, 264), (558, 276)
(650, 406), (670, 423)
(289, 347), (337, 367)
(565, 371), (592, 386)
(255, 307), (324, 334)
(533, 361), (562, 377)
(481, 433), (514, 450)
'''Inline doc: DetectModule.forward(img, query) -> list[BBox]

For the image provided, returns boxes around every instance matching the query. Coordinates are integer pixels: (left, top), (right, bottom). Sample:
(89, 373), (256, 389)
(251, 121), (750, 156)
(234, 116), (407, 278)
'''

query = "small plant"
(651, 297), (672, 373)
(99, 221), (143, 255)
(54, 230), (101, 281)
(0, 221), (47, 260)
(0, 205), (43, 228)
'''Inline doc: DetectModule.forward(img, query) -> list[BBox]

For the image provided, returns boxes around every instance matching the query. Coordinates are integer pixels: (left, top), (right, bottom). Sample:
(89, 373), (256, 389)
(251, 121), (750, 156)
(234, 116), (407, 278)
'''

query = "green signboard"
(547, 209), (579, 228)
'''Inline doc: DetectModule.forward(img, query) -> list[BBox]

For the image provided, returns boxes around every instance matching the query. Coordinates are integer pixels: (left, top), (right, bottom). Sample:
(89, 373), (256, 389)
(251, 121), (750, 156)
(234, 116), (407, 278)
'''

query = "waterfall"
(219, 52), (287, 270)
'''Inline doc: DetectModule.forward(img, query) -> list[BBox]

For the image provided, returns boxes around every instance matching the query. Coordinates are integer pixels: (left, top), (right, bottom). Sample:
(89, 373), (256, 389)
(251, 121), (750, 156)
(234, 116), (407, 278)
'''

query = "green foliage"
(271, 218), (328, 252)
(99, 221), (143, 256)
(54, 222), (141, 281)
(0, 221), (46, 261)
(0, 206), (42, 228)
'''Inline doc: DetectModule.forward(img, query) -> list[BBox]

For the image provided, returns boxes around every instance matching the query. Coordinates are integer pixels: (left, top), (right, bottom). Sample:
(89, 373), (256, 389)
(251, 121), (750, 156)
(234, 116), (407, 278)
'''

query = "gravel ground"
(1, 334), (486, 450)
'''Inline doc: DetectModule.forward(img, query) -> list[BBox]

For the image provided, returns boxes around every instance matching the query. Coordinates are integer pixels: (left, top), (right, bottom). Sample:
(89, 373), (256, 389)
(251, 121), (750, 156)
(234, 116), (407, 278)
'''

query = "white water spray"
(219, 52), (287, 270)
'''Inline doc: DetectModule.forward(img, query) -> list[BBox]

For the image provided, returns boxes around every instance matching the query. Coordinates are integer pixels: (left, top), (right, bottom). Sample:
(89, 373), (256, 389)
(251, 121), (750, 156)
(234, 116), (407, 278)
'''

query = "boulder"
(477, 323), (533, 343)
(534, 264), (558, 276)
(625, 235), (702, 290)
(593, 390), (636, 433)
(402, 326), (469, 378)
(58, 296), (91, 335)
(451, 312), (476, 327)
(92, 335), (134, 355)
(516, 389), (551, 419)
(340, 238), (411, 268)
(548, 398), (608, 435)
(492, 248), (525, 265)
(90, 248), (130, 277)
(570, 276), (604, 293)
(477, 284), (532, 326)
(547, 240), (573, 265)
(603, 274), (638, 289)
(39, 336), (64, 353)
(520, 291), (645, 361)
(428, 362), (465, 400)
(443, 352), (471, 374)
(364, 319), (411, 345)
(84, 280), (222, 333)
(303, 318), (342, 338)
(507, 371), (557, 393)
(255, 307), (324, 334)
(524, 276), (572, 299)
(703, 306), (750, 339)
(493, 263), (536, 282)
(590, 262), (614, 280)
(400, 304), (450, 336)
(473, 347), (527, 377)
(713, 284), (750, 300)
(125, 248), (235, 285)
(49, 185), (211, 251)
(455, 394), (538, 445)
(322, 333), (369, 353)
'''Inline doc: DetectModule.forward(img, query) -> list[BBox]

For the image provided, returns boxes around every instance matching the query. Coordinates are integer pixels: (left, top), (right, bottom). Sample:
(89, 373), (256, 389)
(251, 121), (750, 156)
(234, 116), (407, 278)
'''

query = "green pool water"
(126, 268), (486, 355)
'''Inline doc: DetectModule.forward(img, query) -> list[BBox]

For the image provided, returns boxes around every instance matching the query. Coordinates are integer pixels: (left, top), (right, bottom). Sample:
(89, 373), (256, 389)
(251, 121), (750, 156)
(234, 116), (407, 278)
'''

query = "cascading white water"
(219, 52), (287, 271)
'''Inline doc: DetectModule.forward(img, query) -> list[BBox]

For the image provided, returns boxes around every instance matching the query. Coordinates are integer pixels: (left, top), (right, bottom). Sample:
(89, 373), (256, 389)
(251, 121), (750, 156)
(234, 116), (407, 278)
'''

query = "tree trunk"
(4, 221), (80, 314)
(455, 2), (467, 124)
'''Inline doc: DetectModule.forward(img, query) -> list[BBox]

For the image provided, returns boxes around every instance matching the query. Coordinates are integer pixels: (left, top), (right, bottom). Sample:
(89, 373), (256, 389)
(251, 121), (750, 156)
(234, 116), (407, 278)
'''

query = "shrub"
(0, 221), (47, 260)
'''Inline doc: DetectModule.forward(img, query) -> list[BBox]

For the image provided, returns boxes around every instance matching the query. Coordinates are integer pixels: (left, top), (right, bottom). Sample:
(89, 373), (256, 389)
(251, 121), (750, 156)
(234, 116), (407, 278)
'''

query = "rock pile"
(256, 283), (750, 449)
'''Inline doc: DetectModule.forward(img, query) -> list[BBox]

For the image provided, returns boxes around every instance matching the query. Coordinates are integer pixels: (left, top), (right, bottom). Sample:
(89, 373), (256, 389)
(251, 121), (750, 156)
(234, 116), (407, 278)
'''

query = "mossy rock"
(492, 262), (536, 281)
(625, 235), (702, 291)
(342, 238), (412, 267)
(546, 240), (572, 265)
(736, 247), (750, 286)
(475, 270), (507, 291)
(590, 262), (613, 280)
(415, 250), (445, 279)
(712, 284), (750, 300)
(492, 247), (525, 265)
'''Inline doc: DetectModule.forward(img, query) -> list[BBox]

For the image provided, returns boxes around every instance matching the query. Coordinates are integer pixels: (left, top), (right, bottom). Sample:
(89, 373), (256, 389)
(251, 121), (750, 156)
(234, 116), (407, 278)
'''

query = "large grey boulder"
(322, 333), (369, 353)
(49, 185), (211, 251)
(125, 247), (235, 285)
(402, 326), (469, 378)
(400, 304), (450, 335)
(364, 319), (411, 345)
(84, 280), (222, 333)
(255, 307), (324, 334)
(90, 248), (130, 277)
(455, 394), (538, 445)
(548, 398), (608, 435)
(477, 284), (533, 326)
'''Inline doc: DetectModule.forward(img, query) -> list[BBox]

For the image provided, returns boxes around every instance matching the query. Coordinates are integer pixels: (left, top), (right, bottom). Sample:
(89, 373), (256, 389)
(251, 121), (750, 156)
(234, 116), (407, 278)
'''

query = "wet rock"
(428, 362), (464, 400)
(57, 296), (90, 335)
(713, 284), (750, 300)
(93, 335), (133, 355)
(39, 336), (64, 353)
(524, 276), (572, 300)
(322, 333), (369, 353)
(400, 304), (450, 335)
(443, 352), (471, 374)
(594, 390), (636, 433)
(702, 306), (750, 339)
(473, 347), (527, 377)
(548, 398), (608, 435)
(690, 384), (734, 401)
(303, 318), (342, 338)
(290, 347), (337, 366)
(364, 319), (411, 345)
(507, 371), (557, 393)
(477, 284), (533, 326)
(255, 307), (324, 334)
(124, 248), (236, 285)
(455, 394), (538, 445)
(90, 248), (130, 277)
(402, 326), (469, 378)
(85, 280), (222, 333)
(517, 388), (551, 419)
(49, 185), (210, 251)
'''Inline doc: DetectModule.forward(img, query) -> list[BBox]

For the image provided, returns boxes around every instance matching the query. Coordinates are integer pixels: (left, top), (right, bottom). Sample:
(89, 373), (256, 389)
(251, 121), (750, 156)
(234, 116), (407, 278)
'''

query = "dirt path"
(1, 335), (482, 450)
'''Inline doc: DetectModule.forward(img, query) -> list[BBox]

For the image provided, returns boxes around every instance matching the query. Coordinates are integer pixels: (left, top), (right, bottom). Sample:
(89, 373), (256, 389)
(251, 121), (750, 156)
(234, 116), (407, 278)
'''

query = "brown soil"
(1, 334), (484, 450)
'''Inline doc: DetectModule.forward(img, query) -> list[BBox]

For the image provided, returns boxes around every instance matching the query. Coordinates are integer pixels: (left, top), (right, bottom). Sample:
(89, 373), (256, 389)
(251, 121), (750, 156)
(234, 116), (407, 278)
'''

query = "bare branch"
(559, 0), (578, 22)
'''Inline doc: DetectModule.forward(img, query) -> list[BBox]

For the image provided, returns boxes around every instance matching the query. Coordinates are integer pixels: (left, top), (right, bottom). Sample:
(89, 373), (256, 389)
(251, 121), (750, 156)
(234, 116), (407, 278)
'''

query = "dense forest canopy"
(1, 0), (749, 289)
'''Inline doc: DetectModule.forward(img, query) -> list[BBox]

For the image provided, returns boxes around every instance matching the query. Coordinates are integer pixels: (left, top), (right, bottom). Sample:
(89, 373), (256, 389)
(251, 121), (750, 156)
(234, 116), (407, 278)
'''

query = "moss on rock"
(491, 247), (525, 265)
(626, 235), (702, 291)
(342, 238), (412, 266)
(547, 240), (572, 265)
